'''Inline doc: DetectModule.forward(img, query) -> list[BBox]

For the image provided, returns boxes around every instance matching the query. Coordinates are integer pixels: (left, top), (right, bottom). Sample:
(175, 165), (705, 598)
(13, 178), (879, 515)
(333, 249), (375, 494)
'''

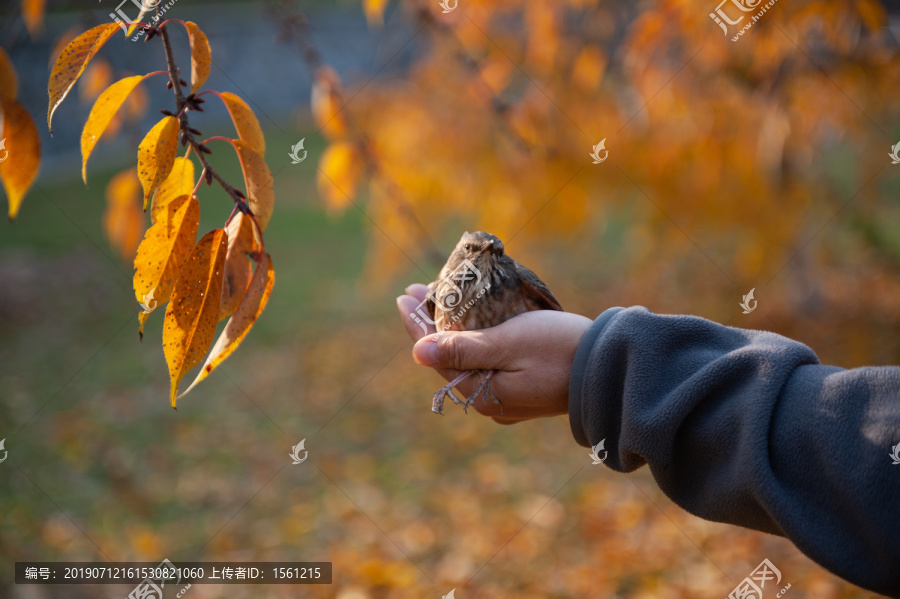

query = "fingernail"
(413, 338), (439, 366)
(404, 284), (420, 295)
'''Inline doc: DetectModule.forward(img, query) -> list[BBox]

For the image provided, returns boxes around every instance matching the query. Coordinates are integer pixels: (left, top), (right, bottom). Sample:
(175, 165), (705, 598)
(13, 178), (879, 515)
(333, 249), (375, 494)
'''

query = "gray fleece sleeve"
(568, 306), (900, 597)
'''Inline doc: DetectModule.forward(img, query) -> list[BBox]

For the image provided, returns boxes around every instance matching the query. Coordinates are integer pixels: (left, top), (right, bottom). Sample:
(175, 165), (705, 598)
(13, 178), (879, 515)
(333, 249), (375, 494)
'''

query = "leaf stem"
(192, 168), (206, 196)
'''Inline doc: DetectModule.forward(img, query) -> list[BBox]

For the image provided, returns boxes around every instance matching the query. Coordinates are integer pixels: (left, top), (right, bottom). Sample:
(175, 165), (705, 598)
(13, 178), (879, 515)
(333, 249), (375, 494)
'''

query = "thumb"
(412, 330), (508, 371)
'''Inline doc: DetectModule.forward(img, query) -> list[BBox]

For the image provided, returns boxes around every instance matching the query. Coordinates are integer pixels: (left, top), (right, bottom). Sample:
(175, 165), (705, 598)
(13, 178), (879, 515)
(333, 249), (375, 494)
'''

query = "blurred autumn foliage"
(317, 0), (900, 370)
(1, 0), (899, 597)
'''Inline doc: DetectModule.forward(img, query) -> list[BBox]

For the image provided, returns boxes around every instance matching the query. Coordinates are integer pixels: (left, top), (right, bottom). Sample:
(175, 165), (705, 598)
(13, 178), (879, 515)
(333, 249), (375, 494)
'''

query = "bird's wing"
(514, 260), (563, 311)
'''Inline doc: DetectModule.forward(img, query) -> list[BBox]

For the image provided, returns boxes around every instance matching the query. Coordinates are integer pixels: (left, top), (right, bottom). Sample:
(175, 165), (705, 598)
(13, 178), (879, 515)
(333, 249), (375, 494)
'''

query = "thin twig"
(157, 19), (253, 216)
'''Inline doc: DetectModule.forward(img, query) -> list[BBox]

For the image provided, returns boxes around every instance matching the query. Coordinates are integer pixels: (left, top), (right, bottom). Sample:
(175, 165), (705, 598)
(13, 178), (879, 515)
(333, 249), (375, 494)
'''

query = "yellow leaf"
(103, 169), (145, 262)
(479, 52), (514, 95)
(856, 0), (886, 30)
(163, 228), (228, 407)
(81, 74), (149, 184)
(47, 23), (120, 133)
(230, 139), (274, 231)
(180, 250), (274, 398)
(184, 22), (211, 94)
(0, 100), (41, 220)
(0, 47), (18, 102)
(570, 45), (606, 93)
(363, 0), (390, 28)
(150, 156), (195, 223)
(22, 0), (46, 38)
(78, 59), (113, 104)
(317, 142), (363, 214)
(214, 91), (265, 157)
(137, 116), (180, 210)
(219, 213), (257, 321)
(311, 66), (349, 140)
(124, 78), (149, 120)
(133, 194), (200, 338)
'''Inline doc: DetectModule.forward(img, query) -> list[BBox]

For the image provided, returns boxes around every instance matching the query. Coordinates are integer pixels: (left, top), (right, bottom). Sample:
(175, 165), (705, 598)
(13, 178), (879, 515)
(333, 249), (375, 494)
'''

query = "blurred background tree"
(1, 0), (898, 597)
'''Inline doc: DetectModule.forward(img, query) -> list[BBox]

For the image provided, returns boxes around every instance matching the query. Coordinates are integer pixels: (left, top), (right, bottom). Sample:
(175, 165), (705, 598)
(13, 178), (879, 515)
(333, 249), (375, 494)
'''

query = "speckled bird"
(425, 231), (562, 414)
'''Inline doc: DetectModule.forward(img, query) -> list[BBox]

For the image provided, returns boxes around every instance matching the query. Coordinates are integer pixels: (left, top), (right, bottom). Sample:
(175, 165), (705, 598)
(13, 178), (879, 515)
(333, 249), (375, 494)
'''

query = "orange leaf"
(22, 0), (46, 38)
(0, 100), (41, 220)
(214, 91), (265, 156)
(184, 22), (211, 94)
(48, 27), (80, 69)
(317, 142), (363, 214)
(133, 194), (200, 338)
(230, 139), (274, 231)
(570, 45), (606, 93)
(137, 116), (180, 210)
(103, 169), (145, 262)
(856, 0), (886, 30)
(78, 59), (113, 104)
(219, 213), (257, 321)
(163, 228), (228, 407)
(0, 47), (18, 102)
(363, 0), (390, 28)
(82, 74), (149, 184)
(47, 23), (120, 133)
(180, 250), (274, 399)
(311, 66), (349, 140)
(150, 156), (195, 223)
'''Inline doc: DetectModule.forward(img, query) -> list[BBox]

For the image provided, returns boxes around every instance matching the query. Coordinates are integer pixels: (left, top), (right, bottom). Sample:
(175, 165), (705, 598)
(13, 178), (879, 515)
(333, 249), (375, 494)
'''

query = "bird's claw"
(431, 370), (502, 416)
(432, 385), (465, 415)
(467, 370), (503, 415)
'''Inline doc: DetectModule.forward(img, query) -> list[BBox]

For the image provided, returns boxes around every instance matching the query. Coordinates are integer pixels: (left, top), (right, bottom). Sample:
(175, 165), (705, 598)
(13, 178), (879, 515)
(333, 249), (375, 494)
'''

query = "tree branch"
(270, 0), (445, 268)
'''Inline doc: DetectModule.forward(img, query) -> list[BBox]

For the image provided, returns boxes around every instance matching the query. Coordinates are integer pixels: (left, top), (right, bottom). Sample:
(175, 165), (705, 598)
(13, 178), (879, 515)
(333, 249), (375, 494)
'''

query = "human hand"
(396, 284), (593, 424)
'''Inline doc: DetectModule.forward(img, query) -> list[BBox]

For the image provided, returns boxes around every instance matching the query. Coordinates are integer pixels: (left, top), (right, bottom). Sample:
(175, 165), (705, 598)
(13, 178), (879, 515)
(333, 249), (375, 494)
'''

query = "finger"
(404, 283), (430, 302)
(412, 329), (512, 372)
(396, 294), (436, 341)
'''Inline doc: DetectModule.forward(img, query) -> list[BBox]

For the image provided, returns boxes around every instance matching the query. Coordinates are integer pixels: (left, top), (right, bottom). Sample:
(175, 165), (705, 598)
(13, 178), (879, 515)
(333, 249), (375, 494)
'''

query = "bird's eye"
(464, 244), (470, 250)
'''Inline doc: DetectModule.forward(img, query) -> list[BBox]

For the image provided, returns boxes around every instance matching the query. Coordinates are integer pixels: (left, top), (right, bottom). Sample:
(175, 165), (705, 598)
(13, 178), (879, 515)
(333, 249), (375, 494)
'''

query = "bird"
(423, 231), (562, 415)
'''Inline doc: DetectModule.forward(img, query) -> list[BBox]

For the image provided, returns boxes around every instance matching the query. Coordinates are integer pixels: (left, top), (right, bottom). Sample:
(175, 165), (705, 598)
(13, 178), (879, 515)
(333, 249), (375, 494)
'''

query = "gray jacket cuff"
(568, 307), (624, 447)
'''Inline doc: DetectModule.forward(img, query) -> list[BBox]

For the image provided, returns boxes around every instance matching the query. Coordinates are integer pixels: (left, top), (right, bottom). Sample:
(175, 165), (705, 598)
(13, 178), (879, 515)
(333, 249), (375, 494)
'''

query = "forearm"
(569, 306), (900, 596)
